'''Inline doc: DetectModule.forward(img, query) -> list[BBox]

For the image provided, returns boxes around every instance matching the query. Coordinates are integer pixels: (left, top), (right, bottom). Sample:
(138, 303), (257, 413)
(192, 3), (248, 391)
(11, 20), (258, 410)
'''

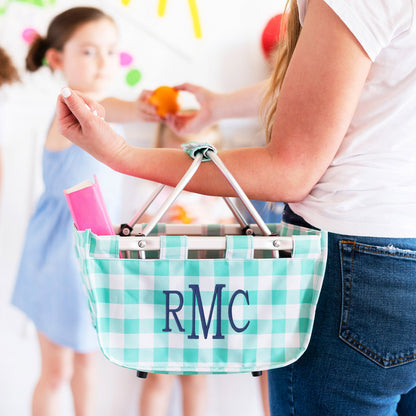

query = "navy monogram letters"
(163, 284), (250, 339)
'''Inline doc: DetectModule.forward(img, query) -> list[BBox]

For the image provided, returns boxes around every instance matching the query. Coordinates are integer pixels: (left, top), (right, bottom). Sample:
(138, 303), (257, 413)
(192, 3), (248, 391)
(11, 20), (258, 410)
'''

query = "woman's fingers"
(174, 83), (210, 104)
(56, 93), (74, 121)
(57, 87), (108, 146)
(56, 93), (82, 137)
(165, 112), (198, 135)
(57, 88), (128, 167)
(60, 87), (99, 124)
(173, 83), (198, 94)
(76, 91), (105, 119)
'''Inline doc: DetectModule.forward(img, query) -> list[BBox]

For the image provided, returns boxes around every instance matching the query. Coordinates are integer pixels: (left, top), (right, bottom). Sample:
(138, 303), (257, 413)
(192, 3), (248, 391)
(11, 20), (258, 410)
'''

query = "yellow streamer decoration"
(187, 0), (202, 38)
(157, 0), (202, 38)
(158, 0), (167, 17)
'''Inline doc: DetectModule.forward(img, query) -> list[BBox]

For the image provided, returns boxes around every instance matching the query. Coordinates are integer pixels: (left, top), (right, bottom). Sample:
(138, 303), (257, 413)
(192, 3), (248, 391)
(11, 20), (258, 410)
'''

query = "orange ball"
(149, 86), (180, 117)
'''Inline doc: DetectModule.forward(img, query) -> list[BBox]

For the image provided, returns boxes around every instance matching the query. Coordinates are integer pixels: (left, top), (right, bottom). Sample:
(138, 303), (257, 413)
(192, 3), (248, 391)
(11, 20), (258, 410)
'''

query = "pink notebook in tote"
(64, 175), (114, 235)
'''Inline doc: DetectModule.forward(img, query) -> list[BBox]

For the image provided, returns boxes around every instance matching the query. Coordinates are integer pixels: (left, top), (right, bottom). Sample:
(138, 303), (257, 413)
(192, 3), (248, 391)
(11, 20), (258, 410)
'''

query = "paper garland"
(157, 0), (202, 38)
(0, 0), (56, 15)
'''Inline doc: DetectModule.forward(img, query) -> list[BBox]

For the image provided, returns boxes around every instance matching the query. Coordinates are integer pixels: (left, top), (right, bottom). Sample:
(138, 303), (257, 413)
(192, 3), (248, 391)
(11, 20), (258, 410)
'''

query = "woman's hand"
(57, 87), (128, 169)
(166, 83), (220, 135)
(165, 82), (266, 136)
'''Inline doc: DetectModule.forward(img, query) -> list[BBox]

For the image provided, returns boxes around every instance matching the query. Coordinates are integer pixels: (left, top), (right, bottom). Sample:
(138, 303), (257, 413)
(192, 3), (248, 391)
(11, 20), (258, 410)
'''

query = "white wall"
(0, 0), (285, 414)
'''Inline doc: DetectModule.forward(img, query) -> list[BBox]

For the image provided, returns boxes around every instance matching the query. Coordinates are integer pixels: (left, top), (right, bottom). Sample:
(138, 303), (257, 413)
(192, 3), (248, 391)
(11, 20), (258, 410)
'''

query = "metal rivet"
(273, 240), (280, 248)
(122, 228), (130, 236)
(138, 240), (146, 248)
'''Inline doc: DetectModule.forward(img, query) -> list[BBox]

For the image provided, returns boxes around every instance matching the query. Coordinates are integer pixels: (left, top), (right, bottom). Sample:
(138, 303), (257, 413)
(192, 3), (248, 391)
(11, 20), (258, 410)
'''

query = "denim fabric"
(268, 204), (416, 416)
(246, 200), (283, 223)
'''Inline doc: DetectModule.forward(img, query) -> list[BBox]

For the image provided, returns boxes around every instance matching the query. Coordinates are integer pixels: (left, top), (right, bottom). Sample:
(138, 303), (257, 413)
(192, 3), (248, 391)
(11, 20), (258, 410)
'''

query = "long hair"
(26, 7), (115, 72)
(261, 0), (301, 142)
(0, 47), (20, 86)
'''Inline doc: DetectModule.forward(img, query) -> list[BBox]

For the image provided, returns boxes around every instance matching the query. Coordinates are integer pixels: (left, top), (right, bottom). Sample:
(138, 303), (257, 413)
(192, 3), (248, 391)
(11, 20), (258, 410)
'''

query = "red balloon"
(261, 14), (285, 60)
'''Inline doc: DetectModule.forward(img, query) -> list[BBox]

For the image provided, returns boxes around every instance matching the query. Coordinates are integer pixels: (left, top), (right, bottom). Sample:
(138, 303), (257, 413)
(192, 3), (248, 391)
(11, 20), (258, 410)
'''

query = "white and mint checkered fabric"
(74, 222), (327, 374)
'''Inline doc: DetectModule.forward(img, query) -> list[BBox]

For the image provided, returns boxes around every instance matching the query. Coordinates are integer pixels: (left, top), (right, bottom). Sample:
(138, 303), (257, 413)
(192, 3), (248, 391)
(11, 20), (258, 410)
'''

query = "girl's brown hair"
(262, 0), (301, 142)
(26, 6), (115, 72)
(0, 47), (20, 86)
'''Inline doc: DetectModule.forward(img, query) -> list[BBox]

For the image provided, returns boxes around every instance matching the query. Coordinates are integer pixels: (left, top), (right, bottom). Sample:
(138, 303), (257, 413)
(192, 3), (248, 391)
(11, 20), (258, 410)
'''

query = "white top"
(291, 0), (416, 237)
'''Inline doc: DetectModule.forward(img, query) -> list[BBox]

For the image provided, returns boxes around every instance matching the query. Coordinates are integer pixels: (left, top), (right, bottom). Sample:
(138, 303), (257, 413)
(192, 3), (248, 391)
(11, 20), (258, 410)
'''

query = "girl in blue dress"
(11, 7), (155, 415)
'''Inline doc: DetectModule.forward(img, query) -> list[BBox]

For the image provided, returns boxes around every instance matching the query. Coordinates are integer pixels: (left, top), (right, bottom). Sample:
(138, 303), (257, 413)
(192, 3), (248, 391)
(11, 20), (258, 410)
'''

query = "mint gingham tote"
(73, 144), (328, 374)
(74, 223), (326, 375)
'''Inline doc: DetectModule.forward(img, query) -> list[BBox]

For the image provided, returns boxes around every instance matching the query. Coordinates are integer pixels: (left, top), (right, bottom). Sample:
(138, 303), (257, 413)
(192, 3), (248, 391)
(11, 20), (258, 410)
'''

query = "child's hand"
(165, 83), (219, 135)
(57, 87), (128, 168)
(135, 89), (162, 122)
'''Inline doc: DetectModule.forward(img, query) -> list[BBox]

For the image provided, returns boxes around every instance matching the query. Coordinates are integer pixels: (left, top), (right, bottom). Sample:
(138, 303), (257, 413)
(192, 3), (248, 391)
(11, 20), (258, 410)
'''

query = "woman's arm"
(166, 81), (268, 135)
(57, 0), (371, 202)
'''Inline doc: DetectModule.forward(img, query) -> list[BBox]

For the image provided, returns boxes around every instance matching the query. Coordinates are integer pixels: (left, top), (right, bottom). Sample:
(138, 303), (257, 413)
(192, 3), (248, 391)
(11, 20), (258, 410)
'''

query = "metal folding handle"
(135, 148), (273, 238)
(207, 151), (272, 236)
(118, 235), (291, 252)
(140, 153), (204, 236)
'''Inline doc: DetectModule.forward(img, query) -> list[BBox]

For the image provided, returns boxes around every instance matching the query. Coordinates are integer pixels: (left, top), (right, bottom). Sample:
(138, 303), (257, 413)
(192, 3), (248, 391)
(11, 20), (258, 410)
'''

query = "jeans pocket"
(339, 240), (416, 368)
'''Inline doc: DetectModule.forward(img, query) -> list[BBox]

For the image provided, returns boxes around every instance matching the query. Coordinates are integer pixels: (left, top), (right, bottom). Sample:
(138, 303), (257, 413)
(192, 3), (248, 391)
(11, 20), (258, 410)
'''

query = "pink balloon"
(120, 52), (133, 67)
(22, 28), (38, 44)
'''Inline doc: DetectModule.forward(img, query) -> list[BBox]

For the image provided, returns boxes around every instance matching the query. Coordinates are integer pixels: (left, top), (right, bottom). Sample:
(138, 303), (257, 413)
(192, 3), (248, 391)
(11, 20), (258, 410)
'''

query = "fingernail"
(92, 110), (98, 116)
(61, 87), (71, 98)
(85, 103), (91, 111)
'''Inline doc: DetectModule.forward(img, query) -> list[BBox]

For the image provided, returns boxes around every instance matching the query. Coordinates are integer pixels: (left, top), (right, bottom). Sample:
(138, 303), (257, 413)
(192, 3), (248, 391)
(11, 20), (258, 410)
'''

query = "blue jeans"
(246, 200), (283, 223)
(268, 205), (416, 416)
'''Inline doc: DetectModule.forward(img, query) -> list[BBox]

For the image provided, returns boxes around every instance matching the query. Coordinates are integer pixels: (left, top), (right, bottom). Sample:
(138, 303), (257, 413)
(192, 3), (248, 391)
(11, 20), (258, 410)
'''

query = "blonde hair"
(262, 0), (301, 142)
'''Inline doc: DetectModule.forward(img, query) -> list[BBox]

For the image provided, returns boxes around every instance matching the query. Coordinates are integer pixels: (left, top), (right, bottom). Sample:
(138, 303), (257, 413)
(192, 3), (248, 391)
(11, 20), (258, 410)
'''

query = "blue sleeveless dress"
(12, 142), (123, 352)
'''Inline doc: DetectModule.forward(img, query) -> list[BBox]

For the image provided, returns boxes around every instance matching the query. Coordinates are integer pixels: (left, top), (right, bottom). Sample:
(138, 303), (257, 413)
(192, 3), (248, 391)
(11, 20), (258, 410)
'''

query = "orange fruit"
(149, 86), (180, 117)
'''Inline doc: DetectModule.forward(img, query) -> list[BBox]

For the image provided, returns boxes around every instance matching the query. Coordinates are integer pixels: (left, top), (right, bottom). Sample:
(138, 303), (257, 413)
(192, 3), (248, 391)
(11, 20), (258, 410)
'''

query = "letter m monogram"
(188, 284), (225, 340)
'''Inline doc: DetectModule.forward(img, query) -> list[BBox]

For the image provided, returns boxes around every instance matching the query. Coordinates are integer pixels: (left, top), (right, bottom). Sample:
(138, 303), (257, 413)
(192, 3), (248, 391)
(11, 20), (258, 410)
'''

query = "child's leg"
(71, 351), (97, 416)
(32, 331), (73, 416)
(259, 372), (270, 416)
(179, 374), (208, 416)
(139, 373), (176, 416)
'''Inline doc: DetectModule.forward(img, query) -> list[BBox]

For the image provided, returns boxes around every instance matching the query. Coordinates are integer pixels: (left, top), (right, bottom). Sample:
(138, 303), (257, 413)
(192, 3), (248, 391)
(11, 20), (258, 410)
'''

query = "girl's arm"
(57, 0), (371, 203)
(101, 90), (161, 123)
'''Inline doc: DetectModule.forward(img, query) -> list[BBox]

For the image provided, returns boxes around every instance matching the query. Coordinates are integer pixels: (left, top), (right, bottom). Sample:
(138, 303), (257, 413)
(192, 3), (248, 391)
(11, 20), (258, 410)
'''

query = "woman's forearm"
(110, 142), (310, 203)
(212, 81), (268, 121)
